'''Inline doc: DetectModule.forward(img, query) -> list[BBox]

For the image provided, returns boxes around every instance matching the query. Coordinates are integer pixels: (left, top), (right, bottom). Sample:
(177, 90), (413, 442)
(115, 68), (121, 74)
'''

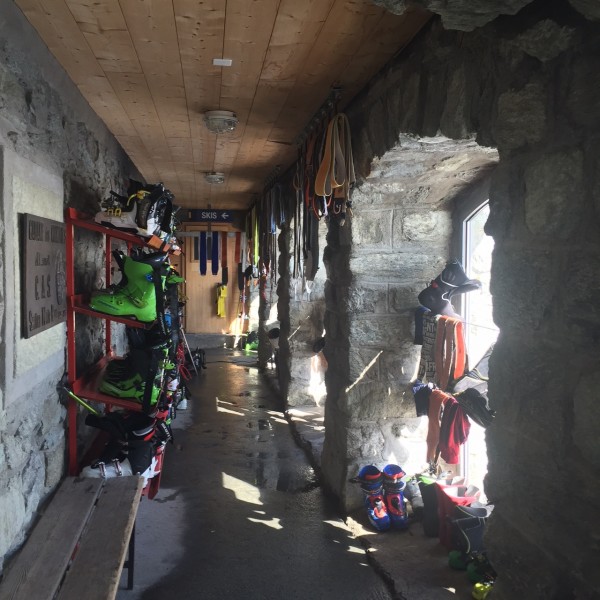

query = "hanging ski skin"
(200, 231), (207, 275)
(211, 231), (219, 275)
(221, 232), (228, 284)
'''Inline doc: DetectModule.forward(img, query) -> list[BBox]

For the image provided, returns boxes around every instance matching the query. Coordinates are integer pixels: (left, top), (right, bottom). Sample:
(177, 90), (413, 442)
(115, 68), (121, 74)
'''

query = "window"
(460, 200), (498, 501)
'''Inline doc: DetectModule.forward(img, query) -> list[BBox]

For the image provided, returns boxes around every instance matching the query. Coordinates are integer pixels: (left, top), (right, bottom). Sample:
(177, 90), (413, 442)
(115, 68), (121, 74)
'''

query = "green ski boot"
(90, 252), (167, 322)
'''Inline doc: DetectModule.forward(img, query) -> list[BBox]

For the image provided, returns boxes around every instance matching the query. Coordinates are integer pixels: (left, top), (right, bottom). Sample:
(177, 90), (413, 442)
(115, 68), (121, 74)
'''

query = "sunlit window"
(461, 201), (498, 500)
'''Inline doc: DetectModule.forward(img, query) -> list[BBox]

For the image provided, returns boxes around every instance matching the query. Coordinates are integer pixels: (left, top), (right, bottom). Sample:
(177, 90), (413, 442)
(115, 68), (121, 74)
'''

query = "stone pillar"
(321, 177), (457, 509)
(286, 220), (328, 408)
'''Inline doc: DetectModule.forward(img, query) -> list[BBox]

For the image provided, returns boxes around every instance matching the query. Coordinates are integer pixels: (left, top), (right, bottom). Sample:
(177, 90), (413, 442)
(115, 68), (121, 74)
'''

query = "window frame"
(451, 171), (496, 492)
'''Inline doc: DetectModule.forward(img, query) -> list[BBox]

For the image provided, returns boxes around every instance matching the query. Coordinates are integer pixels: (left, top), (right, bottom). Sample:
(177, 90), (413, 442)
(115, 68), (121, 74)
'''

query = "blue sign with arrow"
(188, 209), (234, 223)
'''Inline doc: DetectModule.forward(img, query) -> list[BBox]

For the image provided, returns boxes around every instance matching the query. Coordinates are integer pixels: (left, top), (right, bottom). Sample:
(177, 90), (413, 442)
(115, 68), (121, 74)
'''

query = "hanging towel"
(199, 232), (207, 275)
(426, 389), (451, 463)
(434, 316), (466, 391)
(439, 396), (471, 464)
(417, 312), (439, 383)
(217, 284), (227, 318)
(211, 231), (219, 275)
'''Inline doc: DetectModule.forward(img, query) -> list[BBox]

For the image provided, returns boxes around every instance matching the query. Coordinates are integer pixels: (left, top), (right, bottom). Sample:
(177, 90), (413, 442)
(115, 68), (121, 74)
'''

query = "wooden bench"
(0, 476), (143, 600)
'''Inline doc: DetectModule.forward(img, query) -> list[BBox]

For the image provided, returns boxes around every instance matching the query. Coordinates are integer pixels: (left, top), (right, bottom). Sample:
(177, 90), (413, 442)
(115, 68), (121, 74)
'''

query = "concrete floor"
(116, 349), (476, 599)
(117, 349), (393, 600)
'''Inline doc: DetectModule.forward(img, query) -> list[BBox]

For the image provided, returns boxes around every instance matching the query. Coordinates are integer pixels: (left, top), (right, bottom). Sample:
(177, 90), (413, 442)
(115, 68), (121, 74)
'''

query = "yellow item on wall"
(216, 284), (228, 318)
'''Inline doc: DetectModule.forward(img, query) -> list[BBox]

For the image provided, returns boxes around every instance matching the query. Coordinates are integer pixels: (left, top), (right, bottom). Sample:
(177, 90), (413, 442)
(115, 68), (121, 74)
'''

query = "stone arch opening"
(320, 135), (498, 510)
(315, 4), (600, 597)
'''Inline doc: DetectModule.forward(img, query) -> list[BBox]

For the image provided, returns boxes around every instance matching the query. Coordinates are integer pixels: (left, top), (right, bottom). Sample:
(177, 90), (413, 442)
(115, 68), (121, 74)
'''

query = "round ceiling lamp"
(204, 172), (225, 184)
(203, 110), (238, 134)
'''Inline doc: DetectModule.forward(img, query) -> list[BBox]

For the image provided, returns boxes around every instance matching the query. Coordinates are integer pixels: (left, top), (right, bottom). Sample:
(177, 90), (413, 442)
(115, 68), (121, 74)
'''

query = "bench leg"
(124, 521), (136, 590)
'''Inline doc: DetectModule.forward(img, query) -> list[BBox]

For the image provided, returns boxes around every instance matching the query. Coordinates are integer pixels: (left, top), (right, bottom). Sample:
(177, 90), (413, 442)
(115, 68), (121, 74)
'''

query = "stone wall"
(274, 208), (328, 407)
(320, 1), (600, 597)
(0, 0), (139, 570)
(321, 137), (497, 508)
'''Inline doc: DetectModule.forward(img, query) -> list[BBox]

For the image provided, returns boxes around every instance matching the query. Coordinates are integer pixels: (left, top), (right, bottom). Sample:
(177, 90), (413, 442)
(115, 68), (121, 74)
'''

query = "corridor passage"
(119, 349), (392, 600)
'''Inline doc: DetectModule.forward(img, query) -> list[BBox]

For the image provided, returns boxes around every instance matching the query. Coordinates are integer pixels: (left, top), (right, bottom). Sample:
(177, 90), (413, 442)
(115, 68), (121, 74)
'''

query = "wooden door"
(181, 225), (245, 335)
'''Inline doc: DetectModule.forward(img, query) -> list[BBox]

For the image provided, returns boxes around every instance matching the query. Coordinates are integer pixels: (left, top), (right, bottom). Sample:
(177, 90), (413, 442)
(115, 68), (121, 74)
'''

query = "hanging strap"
(199, 232), (207, 275)
(211, 231), (219, 275)
(234, 231), (241, 263)
(222, 232), (228, 268)
(314, 113), (356, 202)
(222, 233), (229, 285)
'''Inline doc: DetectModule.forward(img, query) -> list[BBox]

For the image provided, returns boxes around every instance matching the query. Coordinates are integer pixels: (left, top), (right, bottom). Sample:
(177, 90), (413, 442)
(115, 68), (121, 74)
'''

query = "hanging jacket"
(439, 396), (471, 464)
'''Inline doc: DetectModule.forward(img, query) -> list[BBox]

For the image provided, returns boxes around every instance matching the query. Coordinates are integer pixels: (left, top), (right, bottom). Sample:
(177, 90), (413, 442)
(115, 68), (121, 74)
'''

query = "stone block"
(351, 209), (393, 248)
(566, 57), (600, 128)
(573, 370), (600, 468)
(350, 250), (446, 283)
(44, 437), (65, 488)
(389, 284), (423, 315)
(346, 284), (388, 315)
(21, 453), (44, 513)
(569, 0), (600, 21)
(0, 484), (27, 566)
(349, 315), (412, 348)
(399, 209), (452, 243)
(485, 161), (517, 241)
(348, 346), (382, 385)
(515, 19), (575, 62)
(494, 83), (546, 152)
(440, 64), (472, 139)
(562, 250), (600, 328)
(523, 149), (584, 239)
(490, 244), (558, 331)
(381, 343), (421, 387)
(347, 424), (385, 460)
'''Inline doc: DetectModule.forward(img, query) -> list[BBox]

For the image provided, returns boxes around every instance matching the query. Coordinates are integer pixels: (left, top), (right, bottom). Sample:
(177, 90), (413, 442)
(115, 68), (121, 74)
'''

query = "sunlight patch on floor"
(216, 396), (245, 416)
(247, 516), (283, 530)
(222, 472), (263, 505)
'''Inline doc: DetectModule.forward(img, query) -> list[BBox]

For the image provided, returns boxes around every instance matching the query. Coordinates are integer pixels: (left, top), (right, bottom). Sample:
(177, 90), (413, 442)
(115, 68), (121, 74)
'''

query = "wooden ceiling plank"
(261, 0), (336, 82)
(267, 0), (402, 148)
(215, 0), (281, 195)
(19, 0), (429, 210)
(118, 0), (191, 192)
(16, 0), (105, 80)
(65, 0), (142, 73)
(116, 135), (161, 181)
(337, 9), (431, 94)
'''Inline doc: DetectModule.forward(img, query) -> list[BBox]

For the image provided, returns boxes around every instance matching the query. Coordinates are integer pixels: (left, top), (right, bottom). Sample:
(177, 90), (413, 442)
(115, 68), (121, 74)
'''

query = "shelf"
(65, 205), (175, 480)
(69, 295), (154, 329)
(66, 207), (151, 246)
(65, 208), (181, 254)
(71, 356), (144, 413)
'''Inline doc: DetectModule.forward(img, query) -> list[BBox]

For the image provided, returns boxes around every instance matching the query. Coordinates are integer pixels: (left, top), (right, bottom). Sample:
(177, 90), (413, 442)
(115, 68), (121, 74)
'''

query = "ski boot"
(94, 190), (140, 234)
(403, 476), (425, 519)
(356, 465), (390, 532)
(89, 251), (167, 322)
(134, 183), (174, 238)
(418, 259), (481, 316)
(382, 464), (409, 530)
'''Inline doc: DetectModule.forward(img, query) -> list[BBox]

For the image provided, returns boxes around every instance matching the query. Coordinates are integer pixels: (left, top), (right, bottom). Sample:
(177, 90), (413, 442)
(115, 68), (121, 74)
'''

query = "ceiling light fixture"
(203, 110), (239, 134)
(204, 172), (225, 185)
(213, 58), (233, 67)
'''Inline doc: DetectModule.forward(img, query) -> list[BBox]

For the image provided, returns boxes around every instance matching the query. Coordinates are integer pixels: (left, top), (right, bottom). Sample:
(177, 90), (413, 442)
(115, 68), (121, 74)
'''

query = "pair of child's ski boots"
(354, 464), (409, 531)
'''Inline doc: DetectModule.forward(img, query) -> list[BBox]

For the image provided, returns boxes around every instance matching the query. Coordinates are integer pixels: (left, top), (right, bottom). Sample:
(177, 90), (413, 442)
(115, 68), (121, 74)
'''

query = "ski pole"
(64, 387), (101, 416)
(180, 327), (198, 376)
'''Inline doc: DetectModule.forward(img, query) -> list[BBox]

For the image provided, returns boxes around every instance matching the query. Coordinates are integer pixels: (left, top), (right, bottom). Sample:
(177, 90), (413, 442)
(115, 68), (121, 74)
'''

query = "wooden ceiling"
(17, 0), (429, 209)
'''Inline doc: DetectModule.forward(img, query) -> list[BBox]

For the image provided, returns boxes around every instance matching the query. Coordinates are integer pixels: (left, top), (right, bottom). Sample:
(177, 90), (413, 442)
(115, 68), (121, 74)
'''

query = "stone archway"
(319, 4), (600, 598)
(321, 135), (498, 507)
